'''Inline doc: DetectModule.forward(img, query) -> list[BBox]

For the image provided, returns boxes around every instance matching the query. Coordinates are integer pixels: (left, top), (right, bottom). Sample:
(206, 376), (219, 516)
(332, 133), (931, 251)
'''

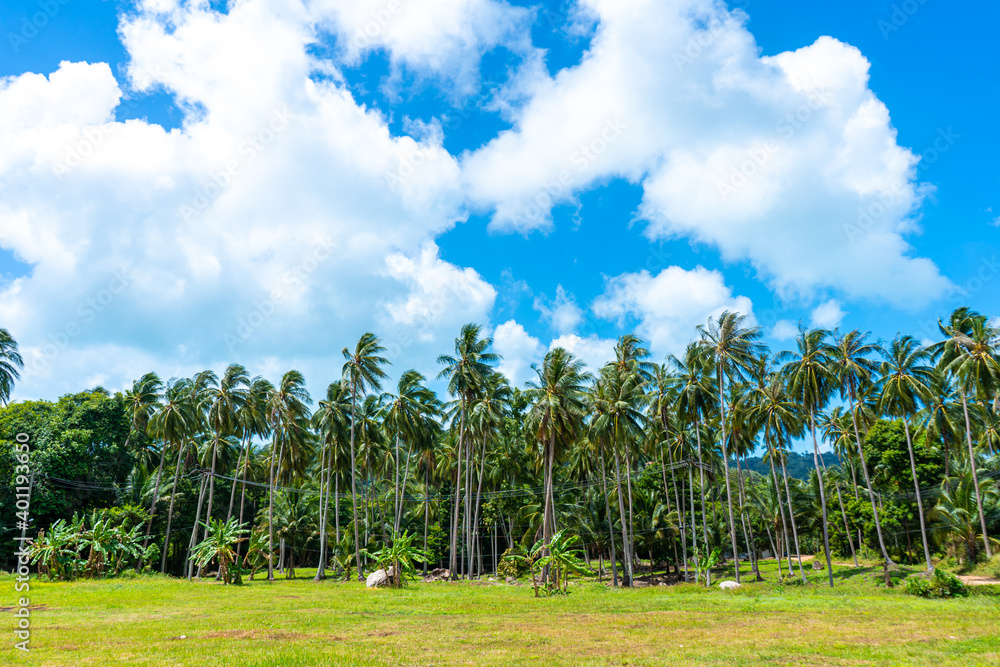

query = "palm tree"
(933, 308), (998, 558)
(669, 342), (716, 581)
(311, 380), (352, 580)
(264, 370), (313, 580)
(876, 335), (936, 571)
(525, 348), (590, 582)
(828, 329), (894, 566)
(746, 372), (807, 582)
(149, 378), (199, 573)
(229, 377), (274, 530)
(0, 328), (23, 406)
(929, 465), (1000, 562)
(200, 365), (250, 555)
(467, 371), (510, 576)
(382, 371), (440, 537)
(590, 362), (647, 586)
(343, 333), (390, 579)
(437, 324), (498, 579)
(780, 327), (836, 587)
(698, 311), (764, 584)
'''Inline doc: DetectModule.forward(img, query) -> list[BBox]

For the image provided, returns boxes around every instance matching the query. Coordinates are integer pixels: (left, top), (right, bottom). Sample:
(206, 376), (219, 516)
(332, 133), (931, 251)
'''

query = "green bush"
(904, 569), (968, 598)
(497, 547), (528, 579)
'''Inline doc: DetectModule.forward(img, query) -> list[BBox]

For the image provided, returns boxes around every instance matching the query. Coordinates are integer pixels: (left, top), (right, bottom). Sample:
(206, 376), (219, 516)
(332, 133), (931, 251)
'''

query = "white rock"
(366, 569), (389, 588)
(719, 580), (741, 590)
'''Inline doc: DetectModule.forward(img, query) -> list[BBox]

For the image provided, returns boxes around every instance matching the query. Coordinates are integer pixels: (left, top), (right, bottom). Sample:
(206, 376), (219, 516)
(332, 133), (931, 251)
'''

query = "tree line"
(1, 306), (998, 587)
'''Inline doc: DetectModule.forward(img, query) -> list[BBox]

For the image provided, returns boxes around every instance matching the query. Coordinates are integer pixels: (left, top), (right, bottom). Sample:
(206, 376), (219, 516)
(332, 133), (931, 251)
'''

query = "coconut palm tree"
(467, 370), (510, 576)
(929, 465), (1000, 562)
(229, 376), (274, 531)
(780, 327), (836, 587)
(437, 324), (498, 579)
(698, 311), (764, 584)
(343, 333), (390, 579)
(828, 329), (894, 566)
(525, 348), (590, 581)
(876, 335), (936, 571)
(264, 370), (313, 580)
(311, 380), (352, 580)
(590, 362), (647, 586)
(933, 308), (998, 558)
(0, 328), (23, 406)
(149, 377), (200, 573)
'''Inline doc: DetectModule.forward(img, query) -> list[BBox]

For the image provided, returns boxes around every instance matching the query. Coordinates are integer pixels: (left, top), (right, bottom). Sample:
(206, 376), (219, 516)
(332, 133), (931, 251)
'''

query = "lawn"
(3, 560), (999, 666)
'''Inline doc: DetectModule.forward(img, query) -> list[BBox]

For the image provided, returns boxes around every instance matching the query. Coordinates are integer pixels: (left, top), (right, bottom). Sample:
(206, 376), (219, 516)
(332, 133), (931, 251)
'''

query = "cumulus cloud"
(462, 0), (951, 307)
(533, 285), (583, 334)
(592, 265), (754, 358)
(492, 319), (544, 386)
(770, 319), (799, 341)
(810, 299), (846, 329)
(549, 333), (615, 373)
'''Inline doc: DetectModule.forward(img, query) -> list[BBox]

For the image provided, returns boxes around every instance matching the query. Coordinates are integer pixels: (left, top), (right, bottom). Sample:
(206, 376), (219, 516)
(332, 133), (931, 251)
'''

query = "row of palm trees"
(4, 306), (999, 586)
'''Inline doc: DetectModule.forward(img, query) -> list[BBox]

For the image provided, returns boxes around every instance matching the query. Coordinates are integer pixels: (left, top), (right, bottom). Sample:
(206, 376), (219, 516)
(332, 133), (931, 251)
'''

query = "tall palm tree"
(698, 311), (764, 584)
(876, 335), (936, 571)
(780, 327), (836, 587)
(525, 348), (590, 581)
(828, 329), (894, 566)
(229, 376), (274, 530)
(467, 370), (510, 576)
(437, 324), (498, 579)
(590, 362), (647, 586)
(264, 370), (313, 580)
(149, 378), (199, 573)
(0, 328), (23, 406)
(311, 380), (352, 580)
(201, 365), (250, 548)
(746, 372), (806, 582)
(343, 333), (390, 579)
(382, 370), (441, 537)
(933, 308), (998, 558)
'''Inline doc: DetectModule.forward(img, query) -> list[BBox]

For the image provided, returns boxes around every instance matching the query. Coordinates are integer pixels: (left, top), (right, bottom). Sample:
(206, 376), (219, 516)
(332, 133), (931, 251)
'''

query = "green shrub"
(904, 569), (968, 598)
(497, 547), (528, 579)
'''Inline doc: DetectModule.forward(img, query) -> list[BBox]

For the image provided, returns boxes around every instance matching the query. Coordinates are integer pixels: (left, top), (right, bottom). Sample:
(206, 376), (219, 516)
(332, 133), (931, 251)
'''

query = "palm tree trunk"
(314, 440), (329, 581)
(226, 435), (249, 523)
(810, 408), (835, 587)
(688, 463), (697, 577)
(668, 461), (687, 582)
(735, 452), (760, 580)
(611, 425), (632, 586)
(779, 450), (807, 583)
(423, 465), (430, 575)
(765, 440), (794, 578)
(396, 444), (413, 534)
(694, 421), (711, 586)
(138, 441), (167, 571)
(847, 384), (893, 565)
(187, 471), (208, 579)
(471, 440), (487, 579)
(822, 455), (857, 568)
(161, 439), (186, 574)
(599, 450), (619, 587)
(450, 403), (466, 579)
(349, 384), (364, 580)
(717, 369), (740, 584)
(960, 389), (993, 558)
(901, 418), (934, 570)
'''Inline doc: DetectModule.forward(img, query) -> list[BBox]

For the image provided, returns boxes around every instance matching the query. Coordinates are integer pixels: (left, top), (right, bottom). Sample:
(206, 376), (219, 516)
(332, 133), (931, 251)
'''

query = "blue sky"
(1, 0), (997, 450)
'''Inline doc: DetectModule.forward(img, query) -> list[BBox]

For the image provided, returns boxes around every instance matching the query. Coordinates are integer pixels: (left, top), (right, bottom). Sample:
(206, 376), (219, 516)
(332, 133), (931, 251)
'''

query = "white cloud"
(0, 1), (482, 400)
(810, 299), (846, 329)
(592, 265), (753, 358)
(770, 319), (799, 341)
(492, 319), (544, 386)
(549, 333), (615, 373)
(462, 1), (951, 307)
(533, 284), (583, 334)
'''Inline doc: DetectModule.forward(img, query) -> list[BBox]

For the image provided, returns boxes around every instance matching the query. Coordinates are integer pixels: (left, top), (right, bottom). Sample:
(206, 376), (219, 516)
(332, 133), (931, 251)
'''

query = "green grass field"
(3, 560), (999, 666)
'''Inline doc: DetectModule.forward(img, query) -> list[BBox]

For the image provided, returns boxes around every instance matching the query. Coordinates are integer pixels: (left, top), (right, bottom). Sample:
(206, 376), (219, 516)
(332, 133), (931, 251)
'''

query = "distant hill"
(739, 451), (841, 481)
